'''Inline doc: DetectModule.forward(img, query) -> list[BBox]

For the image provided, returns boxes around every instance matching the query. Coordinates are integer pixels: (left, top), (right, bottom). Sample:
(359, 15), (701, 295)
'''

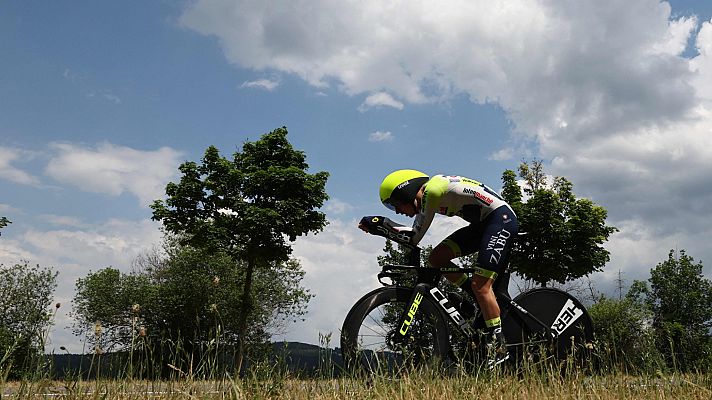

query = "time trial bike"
(340, 229), (594, 376)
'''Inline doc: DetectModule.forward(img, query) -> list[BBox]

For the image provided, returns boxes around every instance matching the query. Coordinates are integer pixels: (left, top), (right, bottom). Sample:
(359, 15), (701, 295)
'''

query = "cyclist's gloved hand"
(358, 216), (386, 235)
(358, 216), (415, 245)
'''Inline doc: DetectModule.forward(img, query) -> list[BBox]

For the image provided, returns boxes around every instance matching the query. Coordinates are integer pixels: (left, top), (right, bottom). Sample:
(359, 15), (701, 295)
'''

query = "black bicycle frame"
(378, 263), (557, 344)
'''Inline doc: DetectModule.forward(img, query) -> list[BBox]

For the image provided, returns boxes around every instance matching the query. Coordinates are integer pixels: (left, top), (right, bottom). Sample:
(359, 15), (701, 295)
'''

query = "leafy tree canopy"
(72, 241), (313, 363)
(627, 250), (712, 371)
(629, 250), (712, 334)
(0, 262), (57, 378)
(0, 216), (10, 236)
(501, 161), (617, 285)
(151, 127), (329, 263)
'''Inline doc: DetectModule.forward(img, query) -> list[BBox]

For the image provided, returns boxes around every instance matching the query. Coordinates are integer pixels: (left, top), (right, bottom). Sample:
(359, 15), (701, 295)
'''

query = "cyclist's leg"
(472, 206), (518, 309)
(428, 224), (482, 298)
(472, 207), (518, 365)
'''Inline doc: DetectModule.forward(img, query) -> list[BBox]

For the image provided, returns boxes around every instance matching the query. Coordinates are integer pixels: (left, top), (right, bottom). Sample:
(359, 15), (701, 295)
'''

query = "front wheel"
(340, 286), (450, 377)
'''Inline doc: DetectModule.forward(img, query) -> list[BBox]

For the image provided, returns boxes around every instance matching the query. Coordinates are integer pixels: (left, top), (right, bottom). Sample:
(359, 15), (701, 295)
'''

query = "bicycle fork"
(397, 284), (475, 340)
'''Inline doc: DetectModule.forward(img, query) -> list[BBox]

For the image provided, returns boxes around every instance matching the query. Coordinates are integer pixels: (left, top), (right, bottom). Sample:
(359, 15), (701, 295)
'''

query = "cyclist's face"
(394, 201), (417, 217)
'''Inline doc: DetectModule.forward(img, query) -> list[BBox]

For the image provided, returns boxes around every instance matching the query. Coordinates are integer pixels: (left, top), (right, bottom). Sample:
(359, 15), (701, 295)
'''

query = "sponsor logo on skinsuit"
(486, 229), (511, 264)
(463, 187), (494, 205)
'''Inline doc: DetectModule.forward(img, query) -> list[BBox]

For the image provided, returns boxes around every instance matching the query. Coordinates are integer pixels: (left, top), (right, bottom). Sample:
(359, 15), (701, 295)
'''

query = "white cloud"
(650, 15), (697, 56)
(368, 130), (394, 142)
(358, 92), (404, 112)
(691, 19), (712, 101)
(86, 91), (122, 104)
(180, 1), (700, 123)
(0, 203), (20, 214)
(37, 214), (91, 229)
(488, 147), (514, 161)
(324, 199), (355, 215)
(44, 142), (183, 207)
(0, 146), (41, 186)
(240, 78), (280, 91)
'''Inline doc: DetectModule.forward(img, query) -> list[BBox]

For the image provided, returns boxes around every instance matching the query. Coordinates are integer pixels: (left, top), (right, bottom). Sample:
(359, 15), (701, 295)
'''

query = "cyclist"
(359, 169), (518, 367)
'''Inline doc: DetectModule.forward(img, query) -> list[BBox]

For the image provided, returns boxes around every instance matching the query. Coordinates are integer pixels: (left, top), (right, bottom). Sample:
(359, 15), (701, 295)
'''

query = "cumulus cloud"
(44, 142), (183, 207)
(0, 146), (41, 186)
(240, 78), (280, 91)
(324, 199), (355, 215)
(358, 92), (405, 112)
(488, 147), (514, 161)
(180, 1), (696, 131)
(368, 130), (394, 142)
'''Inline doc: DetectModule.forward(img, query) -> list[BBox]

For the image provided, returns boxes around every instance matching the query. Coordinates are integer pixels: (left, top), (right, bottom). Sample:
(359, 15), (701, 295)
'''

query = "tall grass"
(2, 362), (711, 399)
(2, 323), (711, 399)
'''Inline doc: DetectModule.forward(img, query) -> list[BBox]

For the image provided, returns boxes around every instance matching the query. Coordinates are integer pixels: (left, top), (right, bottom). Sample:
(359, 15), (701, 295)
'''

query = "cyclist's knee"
(427, 244), (454, 268)
(471, 275), (494, 296)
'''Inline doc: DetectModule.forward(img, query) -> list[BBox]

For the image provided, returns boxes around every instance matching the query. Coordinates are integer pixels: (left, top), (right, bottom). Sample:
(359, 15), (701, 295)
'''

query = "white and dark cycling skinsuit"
(395, 174), (519, 280)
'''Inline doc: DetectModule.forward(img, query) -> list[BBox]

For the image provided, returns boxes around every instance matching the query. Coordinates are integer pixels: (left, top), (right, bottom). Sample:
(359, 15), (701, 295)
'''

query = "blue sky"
(2, 0), (712, 352)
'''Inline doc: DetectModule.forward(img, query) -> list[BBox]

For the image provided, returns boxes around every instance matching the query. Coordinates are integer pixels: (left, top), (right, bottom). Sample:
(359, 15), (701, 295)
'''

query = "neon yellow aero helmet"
(379, 169), (429, 211)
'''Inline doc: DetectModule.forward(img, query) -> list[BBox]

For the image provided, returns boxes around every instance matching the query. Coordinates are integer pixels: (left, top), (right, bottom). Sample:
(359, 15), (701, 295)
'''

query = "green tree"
(151, 127), (328, 371)
(628, 250), (712, 371)
(0, 217), (10, 236)
(72, 267), (156, 353)
(501, 161), (617, 286)
(72, 240), (313, 375)
(588, 294), (663, 373)
(0, 263), (57, 379)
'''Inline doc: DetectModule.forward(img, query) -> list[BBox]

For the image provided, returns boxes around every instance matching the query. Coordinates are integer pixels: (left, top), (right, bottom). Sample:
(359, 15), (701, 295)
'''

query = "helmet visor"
(382, 199), (397, 212)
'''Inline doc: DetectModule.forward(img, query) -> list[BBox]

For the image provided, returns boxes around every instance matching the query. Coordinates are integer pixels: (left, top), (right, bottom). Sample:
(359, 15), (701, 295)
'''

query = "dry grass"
(2, 370), (711, 399)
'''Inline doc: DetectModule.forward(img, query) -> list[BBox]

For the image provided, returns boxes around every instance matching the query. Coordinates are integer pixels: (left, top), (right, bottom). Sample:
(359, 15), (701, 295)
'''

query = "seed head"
(131, 304), (141, 314)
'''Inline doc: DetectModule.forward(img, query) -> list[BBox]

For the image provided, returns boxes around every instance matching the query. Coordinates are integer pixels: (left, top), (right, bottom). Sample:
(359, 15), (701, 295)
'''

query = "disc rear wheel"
(502, 288), (594, 363)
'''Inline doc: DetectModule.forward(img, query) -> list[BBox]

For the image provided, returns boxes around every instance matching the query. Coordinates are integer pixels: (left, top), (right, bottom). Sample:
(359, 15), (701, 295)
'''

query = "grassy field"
(2, 369), (712, 399)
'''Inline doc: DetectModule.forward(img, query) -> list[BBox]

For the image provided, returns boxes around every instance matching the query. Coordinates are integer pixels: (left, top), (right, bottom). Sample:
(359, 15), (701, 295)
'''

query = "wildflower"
(139, 326), (146, 337)
(131, 303), (141, 314)
(212, 276), (220, 286)
(209, 303), (218, 313)
(55, 302), (61, 309)
(94, 322), (102, 337)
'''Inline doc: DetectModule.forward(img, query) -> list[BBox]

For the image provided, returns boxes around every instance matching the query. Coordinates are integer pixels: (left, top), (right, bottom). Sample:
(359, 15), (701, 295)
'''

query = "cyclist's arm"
(409, 175), (448, 245)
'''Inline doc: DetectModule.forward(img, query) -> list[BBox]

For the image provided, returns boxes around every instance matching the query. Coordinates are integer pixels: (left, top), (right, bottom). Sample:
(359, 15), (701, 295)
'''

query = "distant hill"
(48, 342), (345, 379)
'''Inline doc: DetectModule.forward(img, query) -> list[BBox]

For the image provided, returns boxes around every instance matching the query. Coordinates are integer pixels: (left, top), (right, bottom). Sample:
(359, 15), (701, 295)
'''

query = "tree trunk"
(235, 256), (255, 375)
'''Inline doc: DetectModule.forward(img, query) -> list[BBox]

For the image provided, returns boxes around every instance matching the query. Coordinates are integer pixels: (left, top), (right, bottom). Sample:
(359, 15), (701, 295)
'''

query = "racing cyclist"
(359, 169), (519, 367)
